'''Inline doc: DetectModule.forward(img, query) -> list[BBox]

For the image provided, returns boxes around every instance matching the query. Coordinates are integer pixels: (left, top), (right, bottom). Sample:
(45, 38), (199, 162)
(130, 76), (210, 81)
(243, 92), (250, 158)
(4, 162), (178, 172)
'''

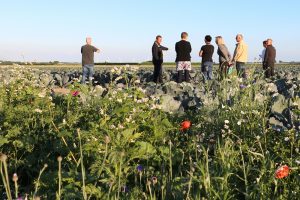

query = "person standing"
(81, 37), (100, 84)
(152, 35), (168, 83)
(215, 36), (231, 80)
(259, 40), (268, 62)
(232, 34), (248, 78)
(199, 35), (214, 82)
(263, 39), (276, 78)
(175, 32), (192, 83)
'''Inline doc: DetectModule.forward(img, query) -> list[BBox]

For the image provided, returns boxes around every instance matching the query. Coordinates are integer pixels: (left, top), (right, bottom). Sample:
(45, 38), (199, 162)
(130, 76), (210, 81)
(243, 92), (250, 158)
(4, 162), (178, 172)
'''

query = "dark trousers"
(177, 70), (190, 83)
(264, 62), (275, 78)
(236, 62), (246, 78)
(153, 61), (163, 83)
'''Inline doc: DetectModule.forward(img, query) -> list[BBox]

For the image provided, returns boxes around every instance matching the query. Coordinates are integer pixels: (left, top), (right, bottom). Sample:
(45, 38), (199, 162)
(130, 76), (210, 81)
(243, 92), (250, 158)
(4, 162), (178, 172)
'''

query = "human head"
(215, 36), (225, 45)
(181, 32), (188, 40)
(236, 34), (243, 43)
(156, 35), (162, 44)
(263, 40), (268, 48)
(86, 37), (92, 45)
(205, 35), (212, 43)
(267, 38), (273, 45)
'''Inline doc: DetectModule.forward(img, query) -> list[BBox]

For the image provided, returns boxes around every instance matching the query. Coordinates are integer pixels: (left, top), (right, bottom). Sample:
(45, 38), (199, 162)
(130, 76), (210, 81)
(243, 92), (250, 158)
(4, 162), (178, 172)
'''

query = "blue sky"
(0, 0), (299, 62)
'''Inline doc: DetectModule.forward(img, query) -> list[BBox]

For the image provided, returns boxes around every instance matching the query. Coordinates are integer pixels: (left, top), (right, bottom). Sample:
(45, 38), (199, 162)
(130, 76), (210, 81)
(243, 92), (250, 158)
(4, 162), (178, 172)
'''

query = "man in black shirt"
(175, 32), (192, 83)
(81, 37), (100, 84)
(199, 35), (214, 82)
(263, 38), (276, 78)
(152, 35), (168, 83)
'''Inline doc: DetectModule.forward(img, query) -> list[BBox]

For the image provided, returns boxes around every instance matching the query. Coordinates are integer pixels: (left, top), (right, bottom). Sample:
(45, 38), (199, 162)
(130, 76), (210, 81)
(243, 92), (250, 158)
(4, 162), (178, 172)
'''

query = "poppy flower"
(71, 91), (80, 97)
(275, 165), (289, 179)
(181, 120), (191, 131)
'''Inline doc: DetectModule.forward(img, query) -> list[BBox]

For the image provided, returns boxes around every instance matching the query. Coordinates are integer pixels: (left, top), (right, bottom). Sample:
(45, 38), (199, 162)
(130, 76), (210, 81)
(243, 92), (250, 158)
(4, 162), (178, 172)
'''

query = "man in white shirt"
(259, 40), (268, 62)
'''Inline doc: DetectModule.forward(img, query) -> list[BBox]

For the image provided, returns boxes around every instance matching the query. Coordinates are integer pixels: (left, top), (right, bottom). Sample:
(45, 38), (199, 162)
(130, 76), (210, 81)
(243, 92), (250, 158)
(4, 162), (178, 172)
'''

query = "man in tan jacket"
(232, 34), (248, 78)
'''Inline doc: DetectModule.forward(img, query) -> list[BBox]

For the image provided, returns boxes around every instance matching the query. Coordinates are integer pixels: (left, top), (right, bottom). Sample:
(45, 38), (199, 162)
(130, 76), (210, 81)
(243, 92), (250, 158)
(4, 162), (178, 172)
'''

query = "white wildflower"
(38, 91), (46, 98)
(224, 120), (230, 124)
(237, 120), (242, 126)
(34, 108), (42, 113)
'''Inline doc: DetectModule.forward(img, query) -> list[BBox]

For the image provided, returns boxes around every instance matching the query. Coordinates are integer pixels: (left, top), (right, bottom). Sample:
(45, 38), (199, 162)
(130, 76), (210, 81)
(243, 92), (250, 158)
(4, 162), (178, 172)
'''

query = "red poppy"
(71, 91), (80, 97)
(275, 165), (289, 179)
(181, 120), (191, 131)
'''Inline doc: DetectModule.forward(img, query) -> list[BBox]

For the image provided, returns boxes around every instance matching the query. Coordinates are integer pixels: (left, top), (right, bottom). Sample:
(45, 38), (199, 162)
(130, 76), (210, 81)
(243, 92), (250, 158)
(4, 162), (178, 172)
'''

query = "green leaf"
(0, 136), (9, 147)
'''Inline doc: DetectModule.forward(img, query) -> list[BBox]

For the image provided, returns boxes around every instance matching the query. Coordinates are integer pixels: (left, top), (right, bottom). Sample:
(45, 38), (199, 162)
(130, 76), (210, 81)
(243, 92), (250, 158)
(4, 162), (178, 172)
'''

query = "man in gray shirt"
(81, 37), (100, 84)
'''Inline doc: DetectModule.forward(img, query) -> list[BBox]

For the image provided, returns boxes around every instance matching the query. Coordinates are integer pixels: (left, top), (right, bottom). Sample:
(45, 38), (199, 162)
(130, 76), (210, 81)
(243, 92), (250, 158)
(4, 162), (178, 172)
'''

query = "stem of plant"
(14, 180), (18, 199)
(58, 157), (62, 199)
(77, 129), (87, 200)
(169, 140), (173, 181)
(34, 164), (48, 198)
(0, 161), (12, 200)
(117, 152), (124, 200)
(240, 146), (249, 199)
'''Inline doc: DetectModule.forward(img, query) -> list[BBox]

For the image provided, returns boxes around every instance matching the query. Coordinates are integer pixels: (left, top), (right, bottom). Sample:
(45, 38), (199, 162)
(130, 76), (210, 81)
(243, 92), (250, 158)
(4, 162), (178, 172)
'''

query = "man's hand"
(96, 49), (100, 53)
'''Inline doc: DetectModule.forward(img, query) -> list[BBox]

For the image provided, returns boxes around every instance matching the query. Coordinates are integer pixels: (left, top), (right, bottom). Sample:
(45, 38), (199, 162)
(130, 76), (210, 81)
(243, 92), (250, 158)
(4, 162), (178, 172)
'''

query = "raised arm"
(160, 45), (169, 51)
(93, 46), (100, 53)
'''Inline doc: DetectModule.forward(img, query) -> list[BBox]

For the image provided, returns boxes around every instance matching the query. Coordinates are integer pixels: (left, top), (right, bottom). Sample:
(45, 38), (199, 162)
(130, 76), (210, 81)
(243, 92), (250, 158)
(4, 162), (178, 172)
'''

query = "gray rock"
(160, 95), (181, 113)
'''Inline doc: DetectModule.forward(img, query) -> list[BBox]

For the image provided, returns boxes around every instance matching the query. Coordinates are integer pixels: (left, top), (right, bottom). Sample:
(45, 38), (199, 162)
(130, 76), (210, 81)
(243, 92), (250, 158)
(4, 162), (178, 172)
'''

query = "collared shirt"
(259, 49), (266, 62)
(233, 41), (248, 63)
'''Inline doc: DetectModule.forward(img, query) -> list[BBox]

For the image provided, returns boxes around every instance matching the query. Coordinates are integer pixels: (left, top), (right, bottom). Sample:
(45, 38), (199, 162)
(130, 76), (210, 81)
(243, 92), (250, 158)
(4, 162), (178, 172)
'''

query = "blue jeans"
(81, 64), (94, 84)
(201, 61), (213, 82)
(236, 62), (246, 78)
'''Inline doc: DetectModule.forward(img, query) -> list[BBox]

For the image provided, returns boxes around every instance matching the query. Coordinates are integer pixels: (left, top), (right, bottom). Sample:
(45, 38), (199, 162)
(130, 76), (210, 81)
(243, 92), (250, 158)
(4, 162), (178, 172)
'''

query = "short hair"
(181, 32), (188, 39)
(263, 40), (267, 45)
(236, 34), (243, 39)
(205, 35), (212, 42)
(156, 35), (162, 40)
(215, 36), (225, 45)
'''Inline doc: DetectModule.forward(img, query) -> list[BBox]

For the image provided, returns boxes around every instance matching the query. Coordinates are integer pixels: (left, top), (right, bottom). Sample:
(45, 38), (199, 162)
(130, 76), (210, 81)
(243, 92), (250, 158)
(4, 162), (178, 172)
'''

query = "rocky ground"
(1, 65), (300, 133)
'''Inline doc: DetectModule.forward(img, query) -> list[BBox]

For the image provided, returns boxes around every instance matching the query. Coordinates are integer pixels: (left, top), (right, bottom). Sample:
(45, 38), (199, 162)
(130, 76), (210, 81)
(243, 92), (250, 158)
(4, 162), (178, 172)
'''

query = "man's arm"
(160, 45), (168, 51)
(93, 46), (100, 53)
(175, 43), (178, 53)
(81, 46), (83, 54)
(219, 45), (230, 61)
(233, 44), (242, 62)
(199, 50), (203, 57)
